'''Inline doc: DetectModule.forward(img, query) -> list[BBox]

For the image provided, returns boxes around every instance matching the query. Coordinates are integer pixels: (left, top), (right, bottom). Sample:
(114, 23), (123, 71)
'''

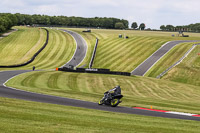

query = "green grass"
(63, 28), (97, 68)
(0, 26), (45, 65)
(6, 71), (200, 114)
(23, 28), (76, 70)
(63, 28), (200, 72)
(145, 42), (198, 77)
(1, 28), (200, 132)
(1, 97), (200, 133)
(0, 27), (76, 70)
(93, 36), (166, 72)
(161, 45), (200, 86)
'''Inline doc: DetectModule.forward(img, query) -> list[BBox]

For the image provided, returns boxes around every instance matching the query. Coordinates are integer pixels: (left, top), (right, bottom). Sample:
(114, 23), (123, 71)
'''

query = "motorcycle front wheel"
(98, 100), (104, 105)
(111, 99), (120, 107)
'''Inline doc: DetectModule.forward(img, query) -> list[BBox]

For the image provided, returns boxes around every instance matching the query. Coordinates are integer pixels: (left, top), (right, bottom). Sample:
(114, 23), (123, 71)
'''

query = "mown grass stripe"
(95, 37), (162, 71)
(95, 39), (136, 66)
(27, 29), (57, 67)
(0, 27), (42, 65)
(146, 42), (195, 77)
(7, 71), (200, 114)
(40, 30), (65, 68)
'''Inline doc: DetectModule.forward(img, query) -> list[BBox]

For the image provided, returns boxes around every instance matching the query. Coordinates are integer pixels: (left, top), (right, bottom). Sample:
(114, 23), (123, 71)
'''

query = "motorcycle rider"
(99, 85), (123, 107)
(109, 85), (121, 94)
(106, 85), (121, 100)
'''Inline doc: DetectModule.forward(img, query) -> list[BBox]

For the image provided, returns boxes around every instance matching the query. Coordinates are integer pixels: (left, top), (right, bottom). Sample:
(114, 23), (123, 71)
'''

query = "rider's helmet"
(114, 85), (121, 94)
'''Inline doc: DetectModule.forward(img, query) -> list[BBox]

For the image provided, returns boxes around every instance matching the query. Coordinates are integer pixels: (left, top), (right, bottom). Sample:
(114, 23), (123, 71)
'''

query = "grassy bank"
(0, 26), (45, 65)
(0, 97), (200, 133)
(6, 71), (200, 114)
(0, 27), (76, 70)
(64, 28), (200, 72)
(145, 42), (197, 77)
(63, 28), (97, 68)
(162, 45), (200, 86)
(23, 28), (76, 69)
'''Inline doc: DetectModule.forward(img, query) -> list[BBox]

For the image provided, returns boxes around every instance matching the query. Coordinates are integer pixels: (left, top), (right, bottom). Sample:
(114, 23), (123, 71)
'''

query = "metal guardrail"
(156, 43), (200, 79)
(89, 38), (98, 68)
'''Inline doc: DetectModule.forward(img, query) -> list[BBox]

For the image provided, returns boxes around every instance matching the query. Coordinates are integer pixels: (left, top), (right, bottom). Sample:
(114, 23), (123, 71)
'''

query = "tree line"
(131, 22), (146, 30)
(0, 13), (130, 33)
(0, 13), (18, 33)
(160, 23), (200, 32)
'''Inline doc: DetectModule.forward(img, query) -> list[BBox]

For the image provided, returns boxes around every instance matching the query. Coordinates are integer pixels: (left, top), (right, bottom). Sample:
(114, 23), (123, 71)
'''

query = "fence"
(58, 67), (131, 76)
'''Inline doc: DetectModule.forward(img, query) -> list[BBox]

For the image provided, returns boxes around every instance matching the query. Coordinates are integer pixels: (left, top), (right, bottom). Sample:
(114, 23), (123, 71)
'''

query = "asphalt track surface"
(1, 31), (200, 121)
(131, 40), (199, 76)
(60, 29), (87, 68)
(0, 70), (200, 121)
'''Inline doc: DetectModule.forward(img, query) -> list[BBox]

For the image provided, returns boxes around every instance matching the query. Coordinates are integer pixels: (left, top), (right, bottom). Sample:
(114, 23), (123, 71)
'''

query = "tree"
(166, 25), (174, 31)
(139, 23), (145, 30)
(121, 19), (129, 29)
(131, 22), (138, 29)
(1, 13), (131, 32)
(160, 25), (166, 31)
(115, 22), (125, 29)
(0, 13), (16, 32)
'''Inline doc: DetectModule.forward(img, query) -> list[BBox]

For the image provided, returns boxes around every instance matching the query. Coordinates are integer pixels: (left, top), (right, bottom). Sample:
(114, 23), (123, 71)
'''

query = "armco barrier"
(156, 43), (200, 78)
(89, 38), (98, 68)
(0, 28), (49, 68)
(59, 67), (131, 76)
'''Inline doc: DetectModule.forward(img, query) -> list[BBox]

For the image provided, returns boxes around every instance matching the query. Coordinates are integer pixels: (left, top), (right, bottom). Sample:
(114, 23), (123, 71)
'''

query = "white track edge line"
(60, 30), (78, 68)
(166, 111), (197, 116)
(60, 29), (88, 68)
(131, 41), (171, 74)
(142, 44), (178, 76)
(142, 41), (200, 76)
(2, 71), (97, 104)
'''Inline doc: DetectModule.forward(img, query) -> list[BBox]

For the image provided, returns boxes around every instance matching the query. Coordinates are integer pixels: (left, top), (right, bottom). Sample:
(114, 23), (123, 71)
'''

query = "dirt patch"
(0, 29), (18, 38)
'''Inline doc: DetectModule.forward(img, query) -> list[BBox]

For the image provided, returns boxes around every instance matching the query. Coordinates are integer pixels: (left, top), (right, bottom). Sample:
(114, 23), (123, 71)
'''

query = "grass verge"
(0, 28), (76, 71)
(6, 71), (200, 114)
(0, 26), (44, 65)
(63, 28), (200, 72)
(62, 28), (97, 68)
(0, 97), (200, 133)
(162, 45), (200, 86)
(145, 42), (197, 77)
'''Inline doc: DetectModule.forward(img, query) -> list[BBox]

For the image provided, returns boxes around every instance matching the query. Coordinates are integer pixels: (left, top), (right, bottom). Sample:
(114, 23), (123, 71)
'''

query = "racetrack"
(1, 30), (200, 121)
(60, 29), (87, 68)
(0, 70), (200, 121)
(131, 40), (199, 76)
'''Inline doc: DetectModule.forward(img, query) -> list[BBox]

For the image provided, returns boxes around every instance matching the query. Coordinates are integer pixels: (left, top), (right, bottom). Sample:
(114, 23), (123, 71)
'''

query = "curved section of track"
(131, 40), (199, 76)
(0, 70), (200, 121)
(60, 29), (87, 68)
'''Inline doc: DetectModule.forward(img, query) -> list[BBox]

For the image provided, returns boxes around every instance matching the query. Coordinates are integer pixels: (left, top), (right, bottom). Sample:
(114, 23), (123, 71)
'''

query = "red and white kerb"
(133, 107), (200, 117)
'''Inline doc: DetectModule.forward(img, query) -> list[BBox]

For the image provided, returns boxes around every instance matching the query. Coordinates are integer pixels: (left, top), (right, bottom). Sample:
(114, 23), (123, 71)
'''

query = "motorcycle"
(98, 85), (123, 107)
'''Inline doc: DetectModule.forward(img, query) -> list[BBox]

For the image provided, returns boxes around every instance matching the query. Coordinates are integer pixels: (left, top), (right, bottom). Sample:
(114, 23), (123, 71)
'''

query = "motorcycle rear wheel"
(111, 99), (120, 107)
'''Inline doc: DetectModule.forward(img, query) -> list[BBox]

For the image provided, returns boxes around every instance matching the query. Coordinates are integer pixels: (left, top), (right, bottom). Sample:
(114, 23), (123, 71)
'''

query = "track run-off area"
(60, 29), (88, 68)
(0, 70), (200, 121)
(131, 40), (200, 76)
(0, 27), (200, 122)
